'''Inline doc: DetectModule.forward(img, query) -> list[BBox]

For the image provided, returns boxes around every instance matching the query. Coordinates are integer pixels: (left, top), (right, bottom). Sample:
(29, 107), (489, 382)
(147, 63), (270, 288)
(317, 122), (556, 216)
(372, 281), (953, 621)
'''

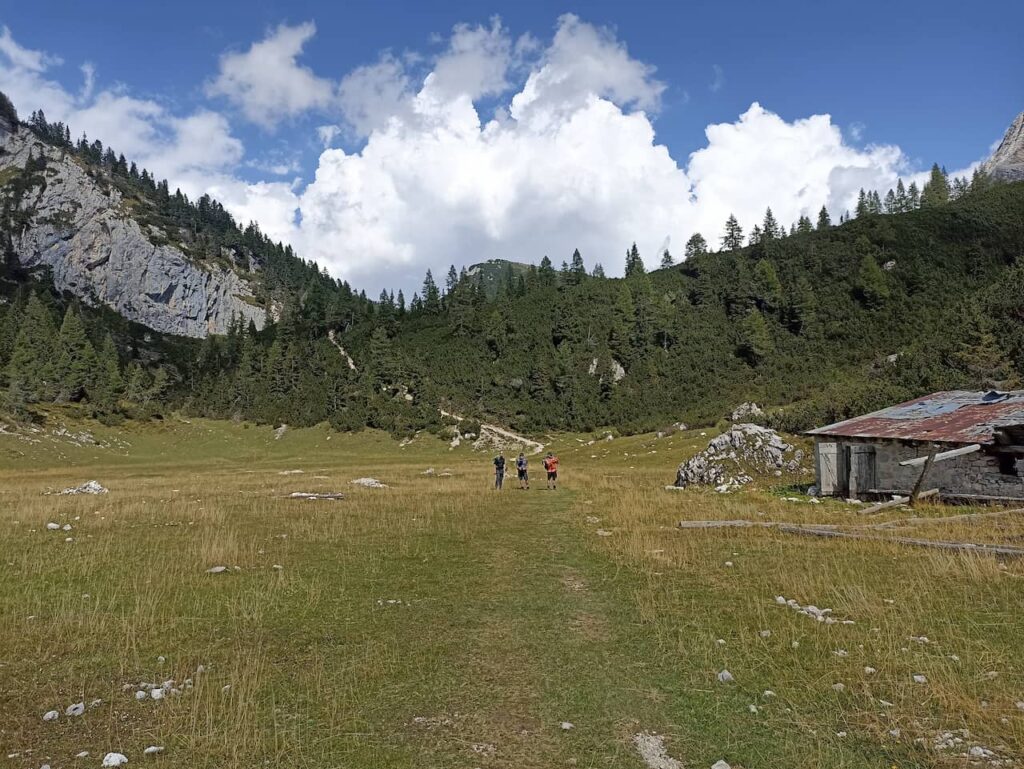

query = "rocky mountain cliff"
(0, 123), (265, 338)
(984, 112), (1024, 182)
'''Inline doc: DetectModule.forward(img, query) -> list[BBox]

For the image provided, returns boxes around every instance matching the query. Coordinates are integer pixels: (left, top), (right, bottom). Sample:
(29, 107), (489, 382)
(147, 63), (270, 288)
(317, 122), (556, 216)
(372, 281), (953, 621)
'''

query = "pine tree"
(721, 215), (744, 250)
(569, 249), (586, 283)
(591, 263), (605, 278)
(762, 207), (780, 239)
(970, 168), (991, 195)
(950, 302), (1016, 389)
(816, 206), (831, 230)
(146, 368), (170, 405)
(883, 189), (896, 214)
(124, 362), (151, 403)
(6, 293), (58, 404)
(752, 259), (782, 311)
(422, 270), (441, 313)
(856, 254), (890, 308)
(94, 333), (123, 409)
(855, 189), (869, 218)
(538, 256), (556, 285)
(684, 233), (709, 259)
(895, 178), (908, 212)
(950, 176), (969, 200)
(795, 215), (813, 234)
(659, 249), (675, 269)
(907, 181), (921, 209)
(920, 163), (950, 207)
(445, 265), (458, 295)
(748, 225), (763, 246)
(624, 243), (645, 278)
(739, 309), (773, 365)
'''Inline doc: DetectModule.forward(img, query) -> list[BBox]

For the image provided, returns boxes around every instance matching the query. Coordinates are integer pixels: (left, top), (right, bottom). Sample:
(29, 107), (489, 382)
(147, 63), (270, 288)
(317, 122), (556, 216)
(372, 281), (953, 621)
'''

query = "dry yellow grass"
(0, 417), (1022, 767)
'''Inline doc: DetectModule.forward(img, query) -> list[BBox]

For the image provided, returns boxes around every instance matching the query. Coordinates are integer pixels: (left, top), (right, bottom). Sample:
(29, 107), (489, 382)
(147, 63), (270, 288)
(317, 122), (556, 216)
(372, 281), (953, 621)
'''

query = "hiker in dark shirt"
(493, 452), (506, 490)
(516, 452), (529, 489)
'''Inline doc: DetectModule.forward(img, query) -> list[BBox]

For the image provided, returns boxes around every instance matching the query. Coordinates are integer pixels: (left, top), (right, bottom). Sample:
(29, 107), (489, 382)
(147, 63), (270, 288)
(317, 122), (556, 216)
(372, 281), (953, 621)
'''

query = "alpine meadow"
(2, 5), (1024, 768)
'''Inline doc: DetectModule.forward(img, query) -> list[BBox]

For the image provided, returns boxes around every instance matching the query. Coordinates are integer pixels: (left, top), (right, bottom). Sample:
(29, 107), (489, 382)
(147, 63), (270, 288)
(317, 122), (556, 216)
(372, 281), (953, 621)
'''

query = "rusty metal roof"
(806, 390), (1024, 445)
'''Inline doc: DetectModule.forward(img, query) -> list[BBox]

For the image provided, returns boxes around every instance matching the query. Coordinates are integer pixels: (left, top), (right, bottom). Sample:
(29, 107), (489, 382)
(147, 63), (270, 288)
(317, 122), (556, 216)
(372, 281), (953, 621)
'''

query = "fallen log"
(864, 506), (1024, 530)
(676, 519), (1024, 557)
(775, 525), (1024, 557)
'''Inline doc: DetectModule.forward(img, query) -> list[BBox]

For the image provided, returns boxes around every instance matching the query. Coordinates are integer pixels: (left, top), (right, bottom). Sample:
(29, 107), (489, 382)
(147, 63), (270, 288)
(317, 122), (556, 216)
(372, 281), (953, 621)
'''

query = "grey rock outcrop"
(0, 127), (265, 337)
(730, 402), (763, 421)
(674, 423), (804, 492)
(983, 112), (1024, 182)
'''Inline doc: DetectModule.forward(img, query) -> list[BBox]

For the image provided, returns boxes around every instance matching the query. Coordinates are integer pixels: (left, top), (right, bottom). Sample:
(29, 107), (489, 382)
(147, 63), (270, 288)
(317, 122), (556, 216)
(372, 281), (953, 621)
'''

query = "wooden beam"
(859, 496), (909, 515)
(864, 506), (1024, 530)
(899, 444), (981, 467)
(909, 453), (936, 506)
(675, 519), (1024, 557)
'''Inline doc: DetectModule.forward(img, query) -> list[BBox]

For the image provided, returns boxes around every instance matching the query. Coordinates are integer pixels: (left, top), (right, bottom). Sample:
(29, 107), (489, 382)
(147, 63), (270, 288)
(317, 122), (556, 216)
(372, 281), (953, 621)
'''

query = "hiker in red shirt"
(542, 452), (560, 490)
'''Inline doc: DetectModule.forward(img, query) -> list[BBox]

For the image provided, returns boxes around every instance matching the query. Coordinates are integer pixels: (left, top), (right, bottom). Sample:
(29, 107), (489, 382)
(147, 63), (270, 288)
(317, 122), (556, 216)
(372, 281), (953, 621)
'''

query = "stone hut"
(807, 390), (1024, 501)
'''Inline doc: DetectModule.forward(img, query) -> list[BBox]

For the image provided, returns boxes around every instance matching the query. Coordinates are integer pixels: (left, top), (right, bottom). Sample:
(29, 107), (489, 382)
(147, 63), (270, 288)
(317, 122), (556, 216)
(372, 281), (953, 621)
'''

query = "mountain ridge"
(0, 121), (266, 337)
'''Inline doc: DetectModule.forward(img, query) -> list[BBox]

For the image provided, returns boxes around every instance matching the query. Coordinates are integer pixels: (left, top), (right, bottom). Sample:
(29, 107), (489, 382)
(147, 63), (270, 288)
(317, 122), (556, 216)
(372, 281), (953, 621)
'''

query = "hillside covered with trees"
(3, 89), (1024, 437)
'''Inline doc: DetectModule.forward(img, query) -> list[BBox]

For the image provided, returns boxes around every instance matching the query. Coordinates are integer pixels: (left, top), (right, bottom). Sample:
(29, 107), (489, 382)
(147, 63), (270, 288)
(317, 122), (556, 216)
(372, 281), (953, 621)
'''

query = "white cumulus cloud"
(206, 21), (335, 129)
(284, 15), (927, 293)
(0, 19), (979, 299)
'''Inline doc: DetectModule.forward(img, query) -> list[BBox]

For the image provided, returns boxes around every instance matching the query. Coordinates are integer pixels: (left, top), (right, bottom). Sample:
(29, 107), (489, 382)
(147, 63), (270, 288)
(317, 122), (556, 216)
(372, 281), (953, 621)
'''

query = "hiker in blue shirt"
(516, 452), (529, 489)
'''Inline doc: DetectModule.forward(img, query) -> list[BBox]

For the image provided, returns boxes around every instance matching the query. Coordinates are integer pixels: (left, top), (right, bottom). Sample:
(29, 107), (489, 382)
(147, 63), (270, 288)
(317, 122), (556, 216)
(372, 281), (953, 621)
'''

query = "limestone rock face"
(0, 127), (265, 338)
(984, 112), (1024, 182)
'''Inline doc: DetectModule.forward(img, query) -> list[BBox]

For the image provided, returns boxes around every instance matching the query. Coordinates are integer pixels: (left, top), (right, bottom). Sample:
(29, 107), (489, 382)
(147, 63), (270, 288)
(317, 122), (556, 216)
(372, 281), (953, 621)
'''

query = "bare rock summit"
(984, 111), (1024, 182)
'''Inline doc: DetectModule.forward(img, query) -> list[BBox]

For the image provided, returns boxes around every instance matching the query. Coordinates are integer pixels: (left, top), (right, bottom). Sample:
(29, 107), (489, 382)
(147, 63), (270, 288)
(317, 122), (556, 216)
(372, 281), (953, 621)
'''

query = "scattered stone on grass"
(206, 566), (229, 574)
(775, 595), (855, 625)
(287, 491), (345, 500)
(75, 752), (89, 759)
(102, 753), (128, 767)
(45, 522), (60, 530)
(470, 743), (496, 756)
(596, 529), (613, 537)
(278, 469), (304, 475)
(142, 747), (164, 756)
(350, 478), (388, 488)
(54, 481), (108, 496)
(913, 674), (928, 684)
(65, 702), (85, 717)
(717, 670), (734, 684)
(632, 732), (682, 769)
(411, 714), (456, 729)
(711, 762), (731, 769)
(560, 721), (574, 730)
(42, 709), (59, 721)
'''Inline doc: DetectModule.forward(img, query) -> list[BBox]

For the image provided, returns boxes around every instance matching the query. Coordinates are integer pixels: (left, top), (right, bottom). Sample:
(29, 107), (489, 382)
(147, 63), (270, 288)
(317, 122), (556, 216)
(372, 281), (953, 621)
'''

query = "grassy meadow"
(1, 416), (1023, 768)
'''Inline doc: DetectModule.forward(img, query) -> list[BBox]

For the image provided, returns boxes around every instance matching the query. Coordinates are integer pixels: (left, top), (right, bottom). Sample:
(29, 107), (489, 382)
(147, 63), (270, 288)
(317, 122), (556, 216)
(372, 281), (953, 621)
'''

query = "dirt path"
(440, 408), (545, 454)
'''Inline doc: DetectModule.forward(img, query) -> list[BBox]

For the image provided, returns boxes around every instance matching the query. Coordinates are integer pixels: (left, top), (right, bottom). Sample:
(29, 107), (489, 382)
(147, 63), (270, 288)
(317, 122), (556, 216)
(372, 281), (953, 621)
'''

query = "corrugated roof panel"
(807, 391), (1024, 445)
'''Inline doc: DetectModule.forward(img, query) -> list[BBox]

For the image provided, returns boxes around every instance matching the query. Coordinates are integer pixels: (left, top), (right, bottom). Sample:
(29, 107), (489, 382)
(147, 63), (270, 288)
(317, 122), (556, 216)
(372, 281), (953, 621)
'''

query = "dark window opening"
(998, 453), (1019, 476)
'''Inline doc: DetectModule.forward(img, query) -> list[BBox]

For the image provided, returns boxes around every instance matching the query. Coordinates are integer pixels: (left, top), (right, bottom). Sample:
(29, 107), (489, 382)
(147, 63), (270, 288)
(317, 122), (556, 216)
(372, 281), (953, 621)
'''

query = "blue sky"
(2, 1), (1022, 292)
